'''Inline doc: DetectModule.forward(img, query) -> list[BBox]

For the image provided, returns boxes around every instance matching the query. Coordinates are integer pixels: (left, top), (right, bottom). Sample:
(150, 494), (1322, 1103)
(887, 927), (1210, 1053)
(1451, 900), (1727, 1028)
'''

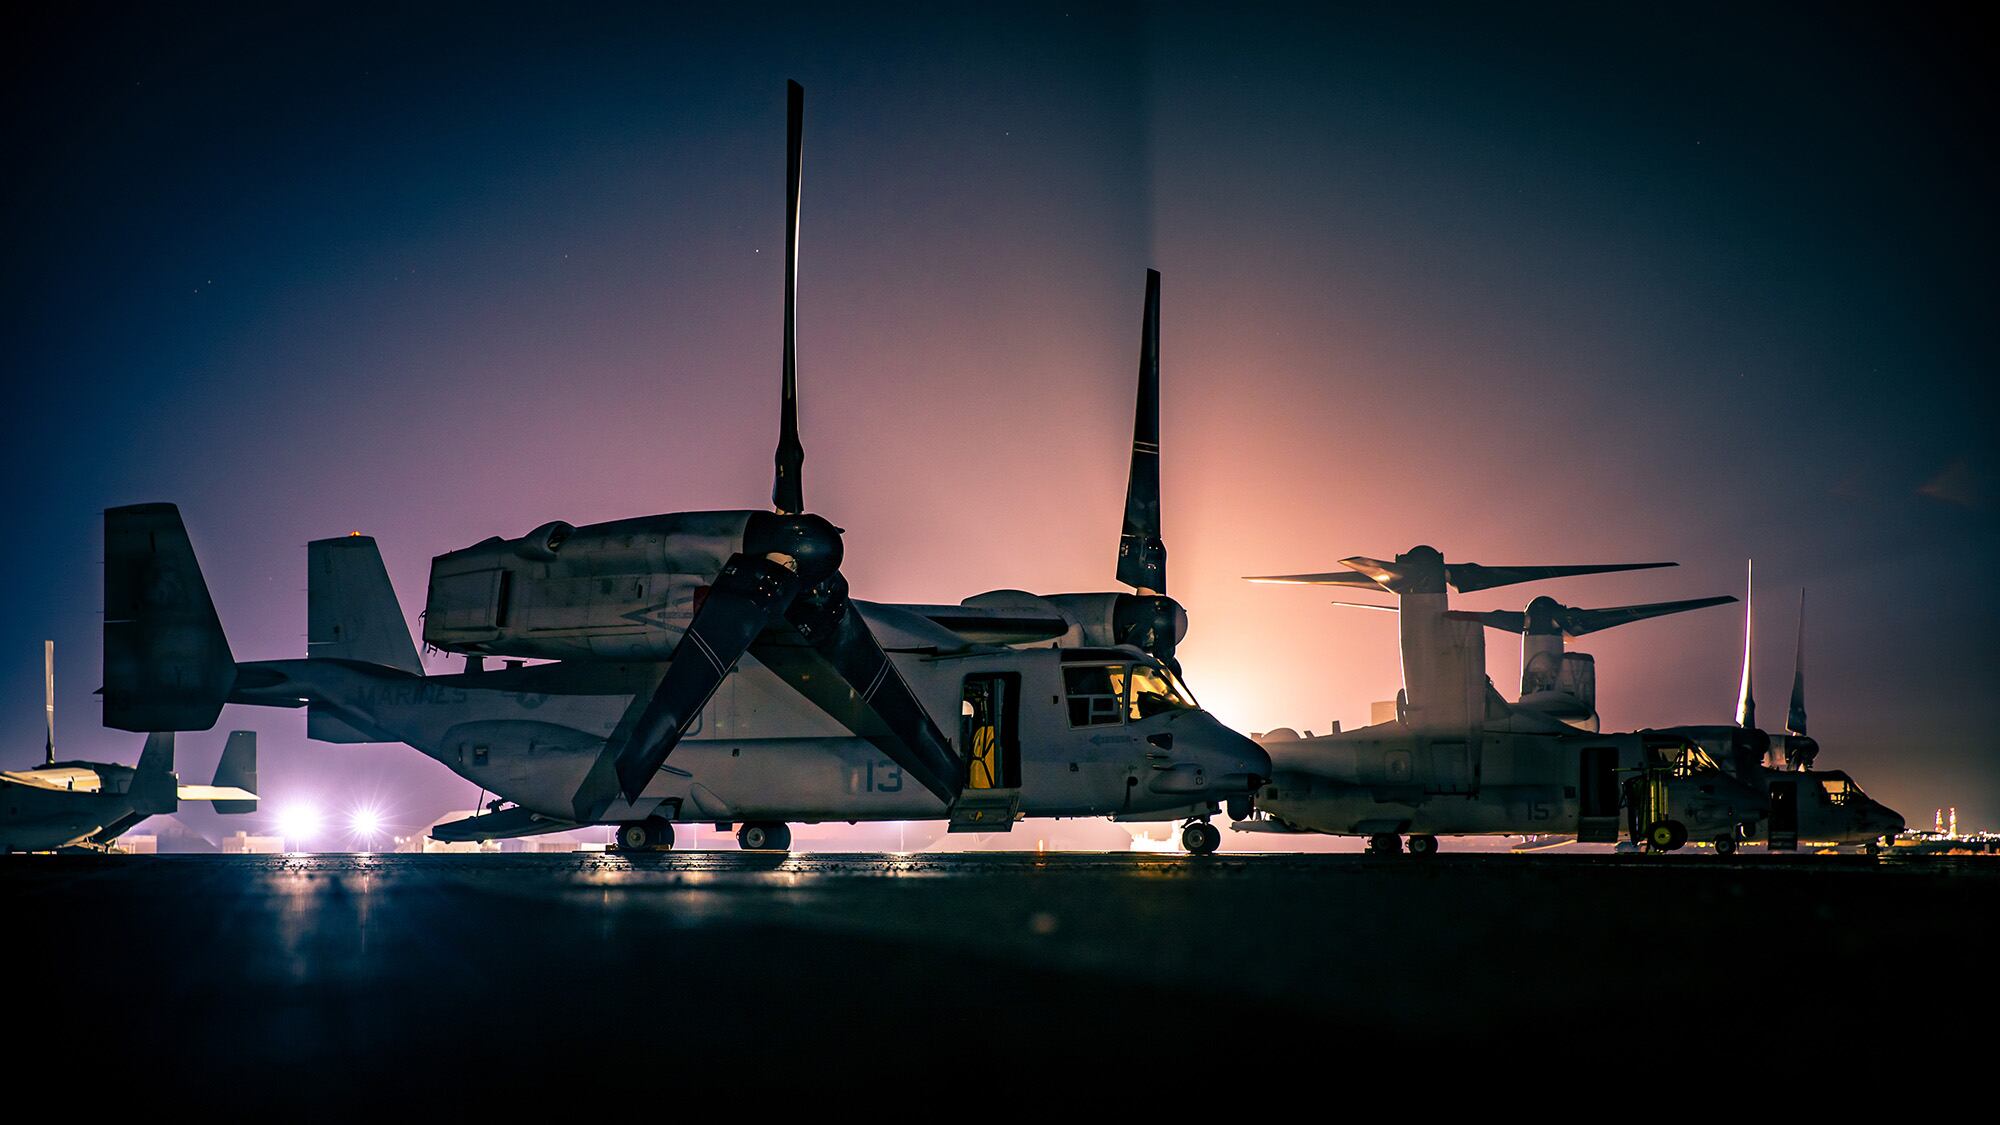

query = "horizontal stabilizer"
(431, 806), (580, 843)
(103, 504), (236, 731)
(177, 784), (259, 803)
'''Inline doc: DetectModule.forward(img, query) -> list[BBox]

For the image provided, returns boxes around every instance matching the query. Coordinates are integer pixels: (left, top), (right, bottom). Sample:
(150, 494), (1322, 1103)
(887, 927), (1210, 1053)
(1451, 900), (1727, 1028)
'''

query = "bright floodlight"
(274, 802), (322, 848)
(349, 806), (384, 840)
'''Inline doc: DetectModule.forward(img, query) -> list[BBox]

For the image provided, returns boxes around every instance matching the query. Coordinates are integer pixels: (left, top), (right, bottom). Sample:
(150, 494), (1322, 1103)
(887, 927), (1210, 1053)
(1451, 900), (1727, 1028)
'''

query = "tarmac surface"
(8, 850), (1991, 1099)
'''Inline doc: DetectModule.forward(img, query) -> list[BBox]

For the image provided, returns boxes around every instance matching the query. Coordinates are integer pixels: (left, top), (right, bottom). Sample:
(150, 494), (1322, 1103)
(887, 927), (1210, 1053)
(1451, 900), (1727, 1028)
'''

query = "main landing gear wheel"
(1407, 834), (1439, 857)
(1181, 822), (1221, 855)
(1646, 820), (1688, 852)
(615, 818), (674, 851)
(1367, 832), (1404, 856)
(1713, 833), (1737, 856)
(737, 821), (792, 852)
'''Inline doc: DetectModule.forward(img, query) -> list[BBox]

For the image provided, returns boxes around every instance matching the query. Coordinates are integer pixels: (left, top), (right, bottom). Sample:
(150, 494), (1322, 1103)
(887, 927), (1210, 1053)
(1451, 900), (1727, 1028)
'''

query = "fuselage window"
(1063, 664), (1128, 727)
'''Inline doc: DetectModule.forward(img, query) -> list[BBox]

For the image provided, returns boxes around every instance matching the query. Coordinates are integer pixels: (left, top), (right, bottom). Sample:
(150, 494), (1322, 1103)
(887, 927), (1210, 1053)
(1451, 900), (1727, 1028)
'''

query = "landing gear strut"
(1181, 821), (1222, 855)
(737, 821), (792, 852)
(1367, 832), (1404, 856)
(614, 818), (675, 851)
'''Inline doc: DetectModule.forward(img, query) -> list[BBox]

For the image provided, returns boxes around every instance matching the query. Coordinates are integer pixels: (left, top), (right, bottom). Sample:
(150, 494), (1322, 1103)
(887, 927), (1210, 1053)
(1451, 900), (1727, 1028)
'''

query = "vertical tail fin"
(128, 732), (179, 814)
(103, 504), (236, 731)
(212, 731), (258, 815)
(308, 535), (422, 674)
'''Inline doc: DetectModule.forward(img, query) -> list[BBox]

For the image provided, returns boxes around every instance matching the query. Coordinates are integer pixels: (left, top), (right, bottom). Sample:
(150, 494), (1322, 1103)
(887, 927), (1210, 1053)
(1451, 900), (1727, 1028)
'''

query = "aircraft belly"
(655, 739), (945, 821)
(1262, 780), (1574, 837)
(0, 792), (120, 851)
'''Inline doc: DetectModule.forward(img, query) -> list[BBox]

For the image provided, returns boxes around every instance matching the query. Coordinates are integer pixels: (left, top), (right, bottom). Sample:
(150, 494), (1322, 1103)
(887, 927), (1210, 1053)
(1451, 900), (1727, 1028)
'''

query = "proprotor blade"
(1540, 595), (1738, 637)
(1116, 269), (1166, 594)
(1735, 559), (1756, 729)
(1243, 571), (1387, 589)
(43, 638), (54, 765)
(756, 579), (963, 804)
(609, 555), (802, 804)
(1786, 588), (1807, 736)
(1443, 608), (1530, 632)
(1444, 560), (1676, 594)
(773, 79), (806, 516)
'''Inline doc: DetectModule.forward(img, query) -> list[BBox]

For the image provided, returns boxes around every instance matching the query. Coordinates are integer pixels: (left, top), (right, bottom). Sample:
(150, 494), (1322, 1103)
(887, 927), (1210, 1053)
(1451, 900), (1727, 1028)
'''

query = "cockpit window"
(1820, 775), (1863, 804)
(1667, 742), (1721, 777)
(1064, 665), (1128, 727)
(1064, 662), (1197, 727)
(1128, 665), (1197, 720)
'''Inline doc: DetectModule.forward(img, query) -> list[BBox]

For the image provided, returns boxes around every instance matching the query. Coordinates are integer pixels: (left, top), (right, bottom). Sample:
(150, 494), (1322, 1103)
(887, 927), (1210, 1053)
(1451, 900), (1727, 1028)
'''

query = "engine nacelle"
(423, 510), (755, 660)
(1042, 592), (1189, 652)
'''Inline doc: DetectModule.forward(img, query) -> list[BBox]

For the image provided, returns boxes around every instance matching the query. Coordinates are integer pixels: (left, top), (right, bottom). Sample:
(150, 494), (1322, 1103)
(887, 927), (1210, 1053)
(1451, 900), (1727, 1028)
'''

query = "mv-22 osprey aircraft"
(3, 642), (257, 853)
(1240, 546), (1767, 855)
(1658, 566), (1903, 851)
(99, 82), (1267, 854)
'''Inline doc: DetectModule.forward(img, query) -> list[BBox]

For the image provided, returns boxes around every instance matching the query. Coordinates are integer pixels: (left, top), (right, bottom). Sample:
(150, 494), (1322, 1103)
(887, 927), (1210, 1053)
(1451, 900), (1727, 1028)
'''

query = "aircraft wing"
(177, 784), (259, 802)
(886, 603), (1070, 646)
(1, 766), (105, 792)
(431, 806), (581, 843)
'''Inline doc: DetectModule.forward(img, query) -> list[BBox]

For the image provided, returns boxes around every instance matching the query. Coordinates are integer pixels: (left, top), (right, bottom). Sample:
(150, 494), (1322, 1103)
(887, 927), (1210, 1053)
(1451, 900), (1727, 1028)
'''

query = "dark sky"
(4, 2), (1994, 840)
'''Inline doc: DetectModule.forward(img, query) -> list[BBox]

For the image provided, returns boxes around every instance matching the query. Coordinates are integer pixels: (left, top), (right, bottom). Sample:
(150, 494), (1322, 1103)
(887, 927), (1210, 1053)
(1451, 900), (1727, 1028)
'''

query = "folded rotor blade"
(1244, 571), (1387, 589)
(1555, 595), (1737, 637)
(757, 589), (962, 805)
(1331, 599), (1402, 614)
(1444, 608), (1529, 632)
(611, 555), (801, 803)
(1444, 561), (1675, 594)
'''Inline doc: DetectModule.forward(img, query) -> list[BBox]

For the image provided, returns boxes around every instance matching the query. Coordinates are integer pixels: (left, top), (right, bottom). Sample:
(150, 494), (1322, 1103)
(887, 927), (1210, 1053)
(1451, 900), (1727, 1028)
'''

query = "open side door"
(1577, 745), (1621, 843)
(949, 672), (1021, 833)
(1766, 778), (1799, 851)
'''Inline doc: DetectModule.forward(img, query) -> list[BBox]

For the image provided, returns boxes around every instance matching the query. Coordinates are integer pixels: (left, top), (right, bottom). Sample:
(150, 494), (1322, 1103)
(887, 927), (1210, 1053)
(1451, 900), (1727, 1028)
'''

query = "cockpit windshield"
(1063, 661), (1198, 727)
(1128, 664), (1198, 720)
(1661, 741), (1722, 777)
(1820, 774), (1864, 804)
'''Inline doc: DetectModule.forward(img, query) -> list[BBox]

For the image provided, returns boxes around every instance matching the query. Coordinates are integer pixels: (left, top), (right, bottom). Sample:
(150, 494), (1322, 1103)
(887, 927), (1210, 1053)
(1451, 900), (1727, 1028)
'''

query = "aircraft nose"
(1206, 720), (1271, 790)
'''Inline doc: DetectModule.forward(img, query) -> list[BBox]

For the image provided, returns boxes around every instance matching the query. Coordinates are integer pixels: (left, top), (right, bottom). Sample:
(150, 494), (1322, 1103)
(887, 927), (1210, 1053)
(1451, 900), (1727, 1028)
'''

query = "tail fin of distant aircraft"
(212, 731), (257, 814)
(175, 730), (259, 810)
(103, 504), (237, 732)
(128, 732), (179, 814)
(308, 535), (423, 674)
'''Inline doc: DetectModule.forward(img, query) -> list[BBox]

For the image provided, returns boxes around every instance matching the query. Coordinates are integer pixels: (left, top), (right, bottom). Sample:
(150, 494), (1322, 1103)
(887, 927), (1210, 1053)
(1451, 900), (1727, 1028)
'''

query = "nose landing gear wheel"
(1181, 822), (1221, 855)
(1713, 833), (1737, 856)
(1646, 820), (1689, 852)
(737, 821), (792, 852)
(1367, 832), (1404, 856)
(1407, 834), (1439, 857)
(615, 818), (674, 851)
